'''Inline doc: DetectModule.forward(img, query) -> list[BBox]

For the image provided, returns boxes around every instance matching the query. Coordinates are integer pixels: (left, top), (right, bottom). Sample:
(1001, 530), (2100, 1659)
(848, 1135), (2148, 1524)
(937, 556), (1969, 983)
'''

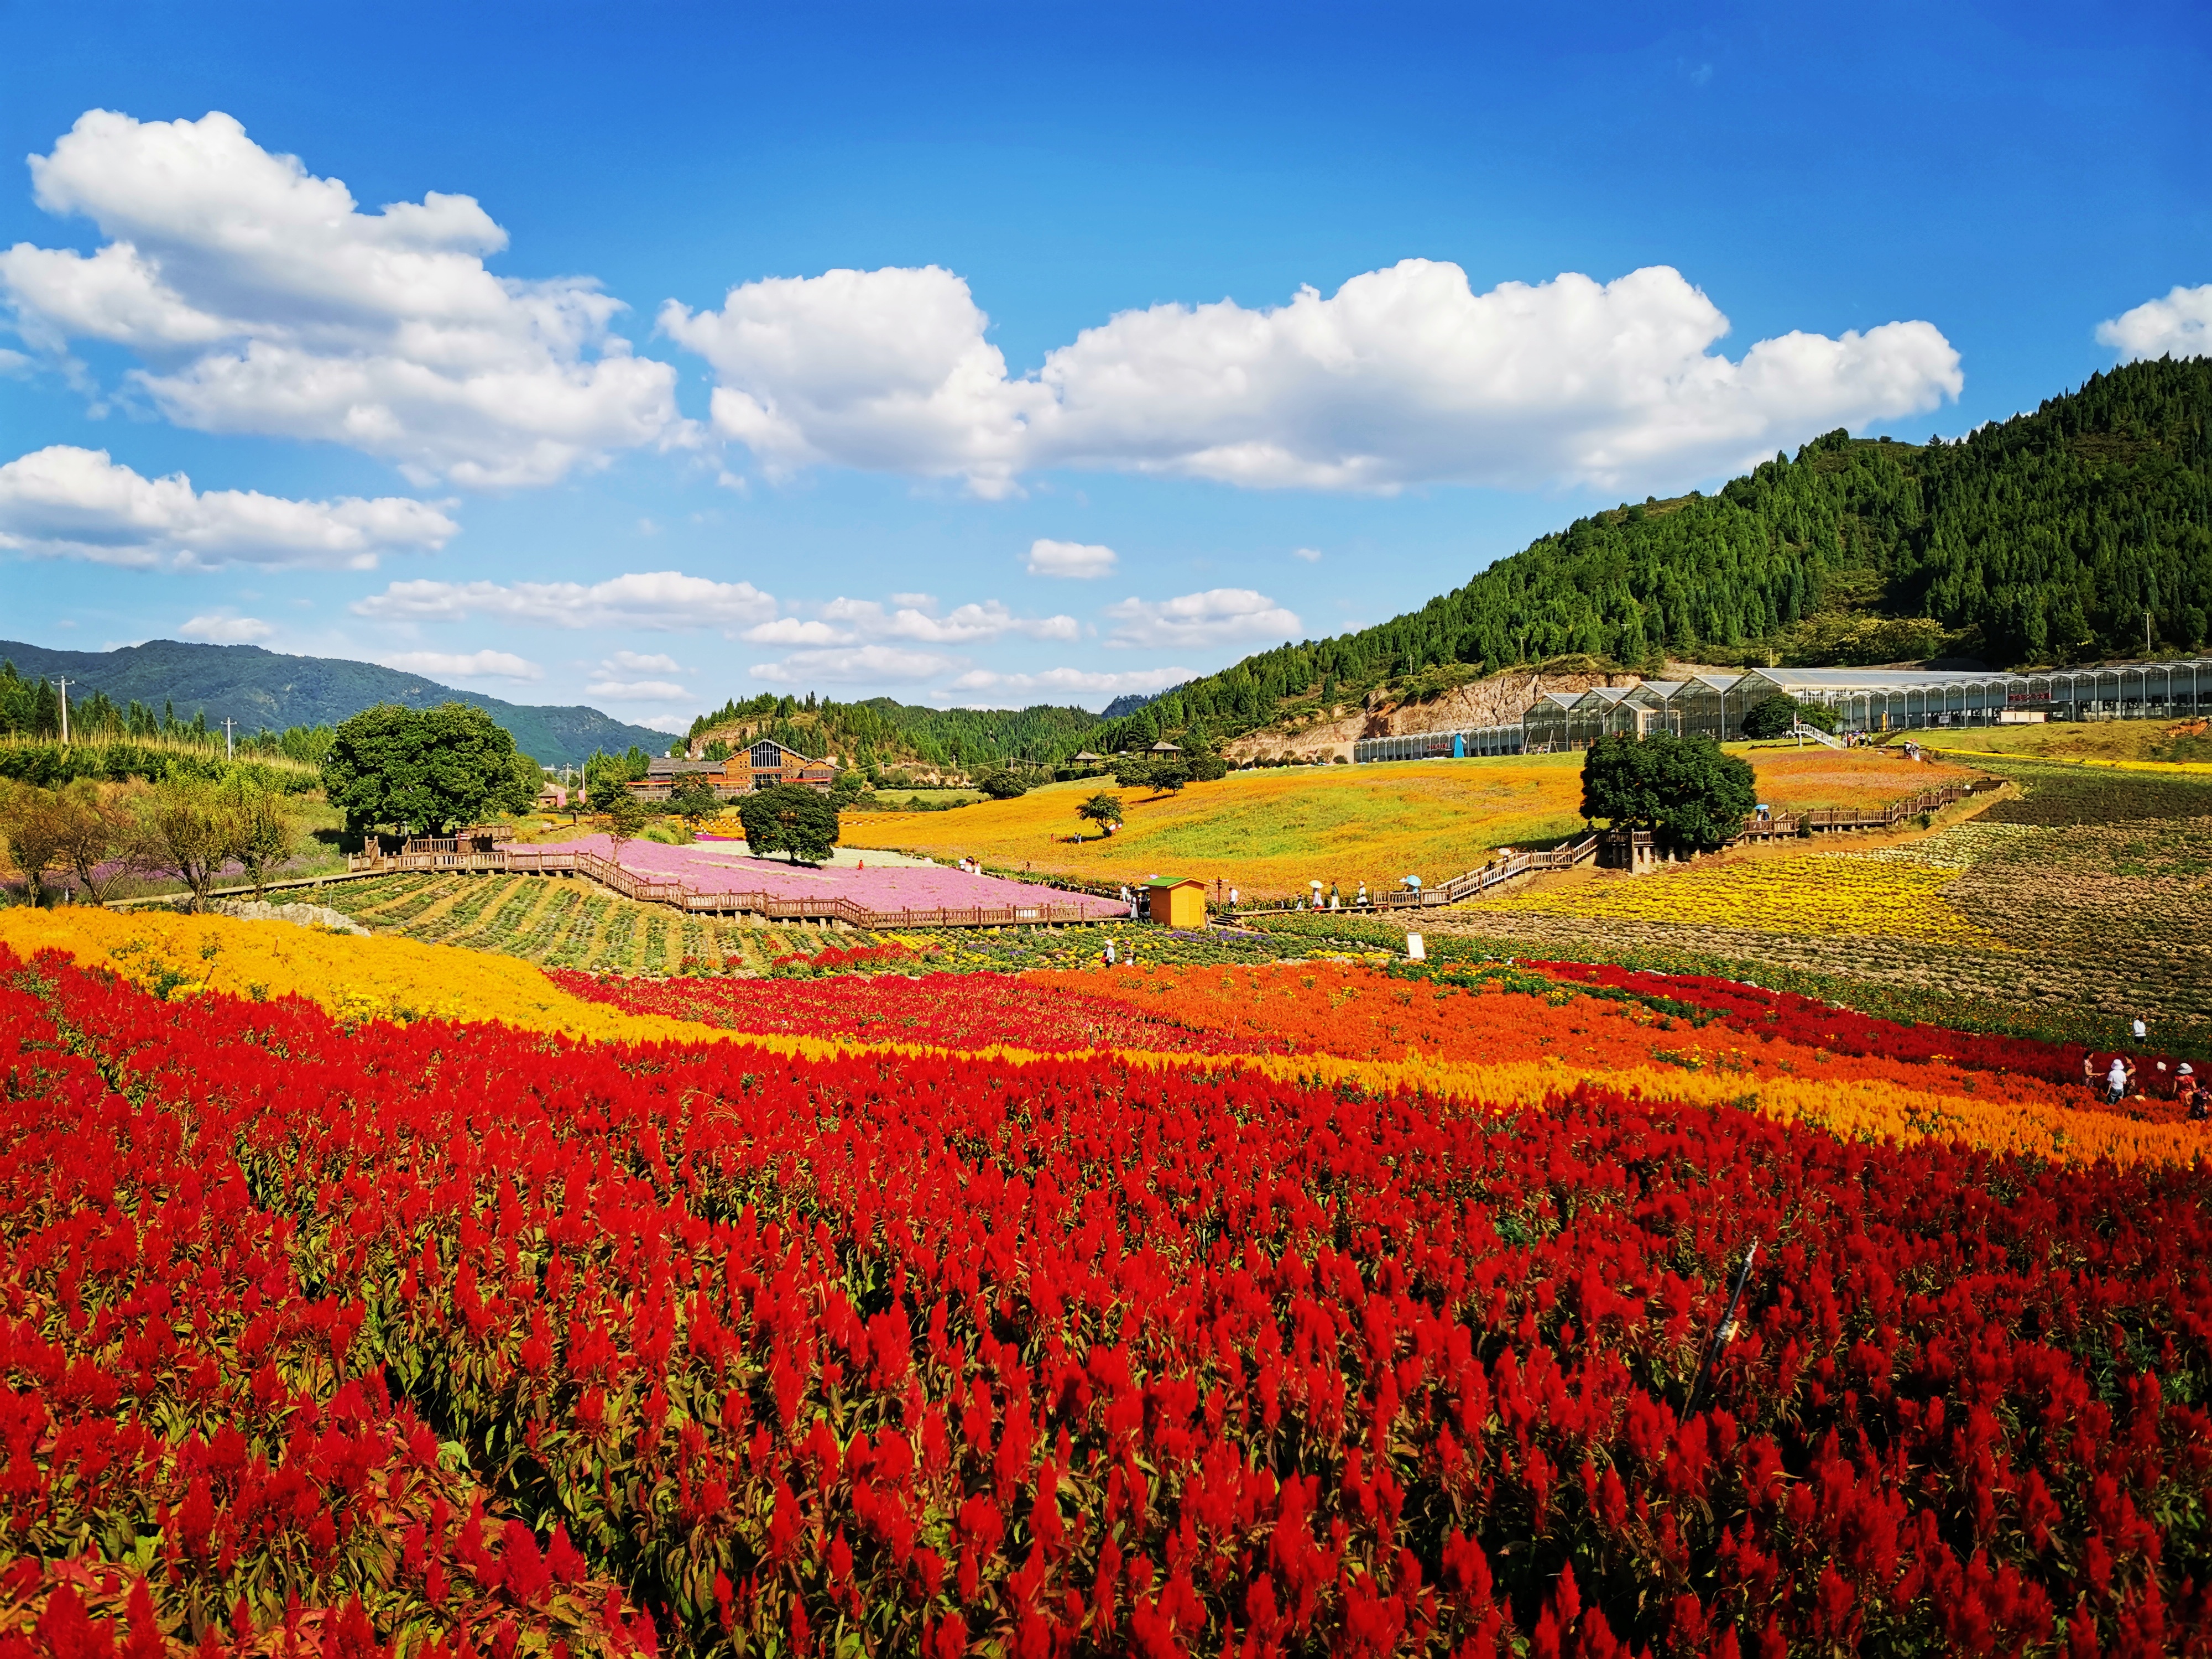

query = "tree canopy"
(1580, 734), (1757, 853)
(320, 703), (536, 838)
(1740, 693), (1838, 739)
(686, 692), (1101, 779)
(737, 784), (840, 865)
(667, 774), (723, 830)
(1076, 793), (1123, 836)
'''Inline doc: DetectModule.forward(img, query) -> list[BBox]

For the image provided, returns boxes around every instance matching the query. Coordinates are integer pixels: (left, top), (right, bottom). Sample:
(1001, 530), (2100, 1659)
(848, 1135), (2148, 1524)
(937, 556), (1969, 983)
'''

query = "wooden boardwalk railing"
(1230, 834), (1601, 918)
(1739, 779), (1996, 839)
(1403, 833), (1601, 907)
(345, 843), (1104, 928)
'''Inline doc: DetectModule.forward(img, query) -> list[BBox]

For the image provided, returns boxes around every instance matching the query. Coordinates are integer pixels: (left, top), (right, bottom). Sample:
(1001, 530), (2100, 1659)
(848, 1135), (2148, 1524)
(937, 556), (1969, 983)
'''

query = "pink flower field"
(534, 833), (1126, 915)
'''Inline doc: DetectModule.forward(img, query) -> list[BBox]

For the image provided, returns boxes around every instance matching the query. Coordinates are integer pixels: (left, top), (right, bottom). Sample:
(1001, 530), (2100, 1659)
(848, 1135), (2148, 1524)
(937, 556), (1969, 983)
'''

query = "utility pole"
(223, 716), (235, 760)
(53, 677), (70, 744)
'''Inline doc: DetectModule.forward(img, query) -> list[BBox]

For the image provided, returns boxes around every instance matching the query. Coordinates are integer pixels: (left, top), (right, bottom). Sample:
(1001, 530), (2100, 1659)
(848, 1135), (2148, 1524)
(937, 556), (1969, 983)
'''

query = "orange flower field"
(9, 906), (2195, 1171)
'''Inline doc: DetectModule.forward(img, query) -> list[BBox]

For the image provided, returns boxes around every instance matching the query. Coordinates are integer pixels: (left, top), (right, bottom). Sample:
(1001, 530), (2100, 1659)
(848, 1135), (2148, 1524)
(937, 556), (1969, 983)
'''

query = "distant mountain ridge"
(1098, 691), (1162, 719)
(0, 639), (673, 766)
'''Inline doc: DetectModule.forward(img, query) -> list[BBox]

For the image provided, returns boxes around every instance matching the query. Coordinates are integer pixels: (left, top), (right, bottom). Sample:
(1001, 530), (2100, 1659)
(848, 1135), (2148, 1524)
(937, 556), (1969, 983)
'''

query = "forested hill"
(0, 639), (672, 766)
(1088, 354), (2212, 752)
(686, 692), (1102, 775)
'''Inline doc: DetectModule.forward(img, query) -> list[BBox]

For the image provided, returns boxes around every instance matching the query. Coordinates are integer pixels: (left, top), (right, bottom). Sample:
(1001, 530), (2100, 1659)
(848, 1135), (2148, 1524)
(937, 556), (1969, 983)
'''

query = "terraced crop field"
(316, 873), (826, 974)
(1400, 757), (2212, 1050)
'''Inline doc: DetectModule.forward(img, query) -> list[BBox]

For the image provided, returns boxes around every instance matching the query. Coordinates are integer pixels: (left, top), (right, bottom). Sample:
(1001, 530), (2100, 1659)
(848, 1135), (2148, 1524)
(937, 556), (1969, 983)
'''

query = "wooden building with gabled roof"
(625, 740), (839, 801)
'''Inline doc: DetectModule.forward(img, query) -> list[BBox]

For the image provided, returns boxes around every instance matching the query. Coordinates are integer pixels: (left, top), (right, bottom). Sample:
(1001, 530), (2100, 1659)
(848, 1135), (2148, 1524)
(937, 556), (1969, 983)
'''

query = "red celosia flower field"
(6, 941), (2212, 1657)
(545, 967), (1267, 1055)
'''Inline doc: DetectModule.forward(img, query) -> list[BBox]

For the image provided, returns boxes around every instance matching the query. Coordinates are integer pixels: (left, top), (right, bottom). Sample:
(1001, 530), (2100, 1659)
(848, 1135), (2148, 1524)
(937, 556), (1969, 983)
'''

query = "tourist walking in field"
(1228, 885), (1239, 910)
(1328, 882), (1340, 909)
(2106, 1056), (2128, 1104)
(1357, 881), (1369, 907)
(2083, 1053), (2100, 1095)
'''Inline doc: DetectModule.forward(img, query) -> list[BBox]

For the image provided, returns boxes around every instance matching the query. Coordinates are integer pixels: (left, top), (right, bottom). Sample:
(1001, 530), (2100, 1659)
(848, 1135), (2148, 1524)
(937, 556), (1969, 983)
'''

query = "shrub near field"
(841, 752), (1975, 901)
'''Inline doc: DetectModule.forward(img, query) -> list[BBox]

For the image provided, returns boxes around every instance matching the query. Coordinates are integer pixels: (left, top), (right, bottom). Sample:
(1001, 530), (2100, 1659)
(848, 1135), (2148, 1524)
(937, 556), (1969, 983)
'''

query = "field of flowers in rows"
(1483, 848), (2004, 948)
(553, 953), (2206, 1167)
(324, 873), (778, 976)
(1423, 760), (2212, 1051)
(8, 922), (2212, 1658)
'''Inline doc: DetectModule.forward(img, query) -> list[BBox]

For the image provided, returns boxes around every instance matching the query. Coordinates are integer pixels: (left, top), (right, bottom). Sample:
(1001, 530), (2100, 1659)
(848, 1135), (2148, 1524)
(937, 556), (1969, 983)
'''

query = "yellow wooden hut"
(1142, 877), (1207, 929)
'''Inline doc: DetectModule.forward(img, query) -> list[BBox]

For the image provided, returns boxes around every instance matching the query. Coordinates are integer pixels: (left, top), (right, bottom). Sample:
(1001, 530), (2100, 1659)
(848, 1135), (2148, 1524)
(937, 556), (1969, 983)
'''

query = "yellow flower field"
(843, 758), (1590, 899)
(842, 748), (1985, 900)
(1483, 848), (2009, 946)
(0, 908), (711, 1045)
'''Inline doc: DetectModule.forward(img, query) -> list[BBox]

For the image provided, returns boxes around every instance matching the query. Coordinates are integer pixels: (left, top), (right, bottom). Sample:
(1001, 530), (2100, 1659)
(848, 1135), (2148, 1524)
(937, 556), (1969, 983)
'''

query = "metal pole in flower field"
(1689, 1239), (1758, 1416)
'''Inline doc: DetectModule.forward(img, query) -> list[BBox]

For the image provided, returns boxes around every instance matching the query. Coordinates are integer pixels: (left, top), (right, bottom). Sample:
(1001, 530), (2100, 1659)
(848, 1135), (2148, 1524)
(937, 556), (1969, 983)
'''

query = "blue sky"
(1, 1), (2205, 729)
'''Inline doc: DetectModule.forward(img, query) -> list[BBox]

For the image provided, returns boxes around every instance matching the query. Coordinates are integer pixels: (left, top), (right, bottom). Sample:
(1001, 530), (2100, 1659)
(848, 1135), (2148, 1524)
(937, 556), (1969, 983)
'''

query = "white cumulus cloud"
(178, 611), (271, 644)
(661, 265), (1048, 499)
(1, 109), (686, 487)
(1292, 546), (1323, 563)
(1026, 537), (1118, 578)
(948, 666), (1195, 699)
(1104, 588), (1301, 649)
(586, 677), (690, 701)
(585, 650), (688, 701)
(379, 648), (542, 682)
(2098, 284), (2212, 363)
(741, 617), (855, 646)
(604, 649), (684, 675)
(351, 570), (776, 633)
(0, 445), (455, 570)
(750, 644), (954, 685)
(819, 595), (1077, 644)
(666, 260), (1962, 495)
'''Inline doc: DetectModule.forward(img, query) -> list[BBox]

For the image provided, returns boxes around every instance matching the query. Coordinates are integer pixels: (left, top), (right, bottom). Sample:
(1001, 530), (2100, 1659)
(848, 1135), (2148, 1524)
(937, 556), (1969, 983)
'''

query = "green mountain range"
(685, 691), (1102, 774)
(0, 639), (674, 766)
(1085, 354), (2212, 751)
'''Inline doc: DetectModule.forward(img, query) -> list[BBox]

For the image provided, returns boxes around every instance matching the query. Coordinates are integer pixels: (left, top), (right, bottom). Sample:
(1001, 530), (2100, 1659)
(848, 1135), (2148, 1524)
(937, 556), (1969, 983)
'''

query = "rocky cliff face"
(1222, 667), (1646, 763)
